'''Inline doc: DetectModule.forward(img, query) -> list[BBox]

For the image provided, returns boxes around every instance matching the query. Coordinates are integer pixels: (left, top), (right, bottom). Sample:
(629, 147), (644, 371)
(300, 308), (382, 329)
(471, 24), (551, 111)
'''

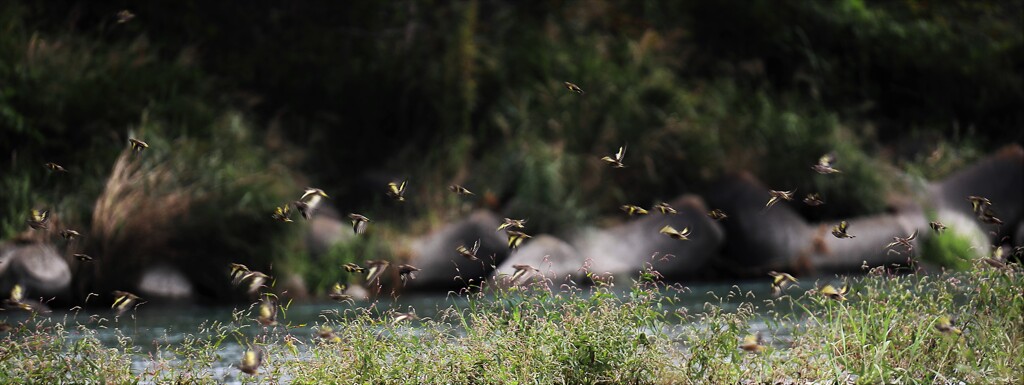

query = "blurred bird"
(348, 213), (370, 235)
(271, 204), (293, 223)
(885, 230), (918, 254)
(230, 263), (250, 286)
(934, 316), (961, 335)
(257, 294), (277, 326)
(27, 209), (49, 230)
(768, 271), (798, 297)
(507, 231), (531, 250)
(929, 221), (946, 234)
(365, 260), (390, 283)
(803, 193), (824, 206)
(343, 263), (365, 274)
(116, 10), (135, 24)
(654, 202), (677, 215)
(44, 162), (67, 172)
(621, 205), (649, 216)
(497, 218), (527, 232)
(831, 221), (855, 239)
(659, 225), (691, 240)
(981, 246), (1009, 270)
(236, 347), (263, 375)
(240, 271), (272, 294)
(60, 229), (81, 241)
(977, 207), (1003, 226)
(819, 283), (849, 301)
(739, 332), (765, 353)
(601, 145), (626, 168)
(510, 264), (538, 284)
(765, 189), (796, 210)
(448, 184), (474, 195)
(317, 326), (342, 343)
(128, 138), (148, 153)
(967, 196), (992, 213)
(811, 153), (841, 174)
(386, 180), (408, 202)
(391, 310), (419, 325)
(456, 240), (481, 261)
(707, 209), (728, 221)
(328, 283), (352, 303)
(295, 188), (329, 220)
(73, 254), (93, 262)
(564, 81), (584, 94)
(397, 264), (421, 285)
(111, 291), (142, 316)
(5, 284), (24, 308)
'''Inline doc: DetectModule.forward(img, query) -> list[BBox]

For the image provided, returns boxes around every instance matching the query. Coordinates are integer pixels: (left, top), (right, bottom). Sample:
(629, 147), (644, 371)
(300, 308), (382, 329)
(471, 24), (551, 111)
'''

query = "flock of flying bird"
(7, 81), (1021, 373)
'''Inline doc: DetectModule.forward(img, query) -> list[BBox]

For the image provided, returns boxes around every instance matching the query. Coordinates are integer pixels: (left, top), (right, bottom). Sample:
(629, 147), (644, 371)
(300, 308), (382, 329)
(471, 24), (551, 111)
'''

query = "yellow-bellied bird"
(386, 180), (407, 202)
(295, 188), (329, 220)
(659, 225), (691, 240)
(831, 220), (855, 238)
(601, 145), (626, 168)
(112, 291), (142, 316)
(348, 213), (370, 235)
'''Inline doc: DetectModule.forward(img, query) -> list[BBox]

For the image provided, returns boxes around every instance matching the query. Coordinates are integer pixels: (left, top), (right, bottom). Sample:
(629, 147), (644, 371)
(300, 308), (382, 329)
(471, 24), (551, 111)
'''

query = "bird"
(397, 264), (421, 285)
(391, 310), (419, 325)
(328, 283), (352, 303)
(654, 202), (677, 215)
(601, 145), (626, 168)
(497, 218), (527, 232)
(111, 291), (142, 316)
(768, 271), (798, 297)
(295, 188), (329, 220)
(659, 225), (691, 240)
(116, 10), (135, 24)
(765, 189), (796, 210)
(967, 196), (991, 214)
(229, 263), (251, 286)
(348, 213), (370, 235)
(620, 205), (649, 216)
(60, 229), (82, 241)
(507, 231), (531, 250)
(386, 180), (408, 202)
(977, 207), (1003, 226)
(128, 138), (148, 153)
(811, 153), (841, 174)
(564, 81), (584, 94)
(257, 294), (277, 326)
(819, 283), (849, 301)
(929, 221), (946, 234)
(803, 193), (824, 206)
(885, 230), (919, 254)
(343, 263), (365, 274)
(26, 209), (50, 230)
(317, 326), (342, 343)
(934, 316), (961, 335)
(73, 254), (93, 262)
(4, 284), (24, 308)
(707, 209), (728, 221)
(739, 332), (765, 353)
(456, 240), (481, 261)
(980, 246), (1009, 270)
(365, 260), (390, 283)
(831, 221), (855, 238)
(448, 185), (474, 195)
(271, 204), (294, 223)
(240, 271), (272, 294)
(44, 162), (67, 172)
(510, 264), (538, 285)
(236, 347), (263, 375)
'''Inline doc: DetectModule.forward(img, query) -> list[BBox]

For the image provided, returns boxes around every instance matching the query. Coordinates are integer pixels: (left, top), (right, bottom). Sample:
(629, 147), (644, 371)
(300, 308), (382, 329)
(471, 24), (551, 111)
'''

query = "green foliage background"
(0, 0), (1020, 297)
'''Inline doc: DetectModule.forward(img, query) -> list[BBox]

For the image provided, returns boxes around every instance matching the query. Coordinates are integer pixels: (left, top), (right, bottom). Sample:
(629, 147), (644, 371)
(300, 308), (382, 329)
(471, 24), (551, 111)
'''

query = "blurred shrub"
(920, 231), (975, 270)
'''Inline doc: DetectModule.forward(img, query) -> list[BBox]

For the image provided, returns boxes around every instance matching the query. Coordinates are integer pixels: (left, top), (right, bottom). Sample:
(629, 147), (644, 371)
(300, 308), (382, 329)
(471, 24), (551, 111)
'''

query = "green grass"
(1, 263), (1021, 384)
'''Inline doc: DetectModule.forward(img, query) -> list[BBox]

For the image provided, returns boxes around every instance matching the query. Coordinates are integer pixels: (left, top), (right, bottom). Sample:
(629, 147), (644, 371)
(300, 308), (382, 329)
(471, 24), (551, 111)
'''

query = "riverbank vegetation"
(1, 263), (1020, 384)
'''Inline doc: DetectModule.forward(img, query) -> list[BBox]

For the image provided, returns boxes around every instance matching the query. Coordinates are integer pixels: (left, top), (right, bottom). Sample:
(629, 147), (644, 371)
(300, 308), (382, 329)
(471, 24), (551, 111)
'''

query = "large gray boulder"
(573, 195), (724, 280)
(0, 242), (71, 298)
(930, 144), (1023, 239)
(403, 210), (508, 291)
(137, 264), (193, 302)
(492, 234), (586, 286)
(705, 172), (814, 274)
(808, 212), (929, 273)
(305, 204), (354, 257)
